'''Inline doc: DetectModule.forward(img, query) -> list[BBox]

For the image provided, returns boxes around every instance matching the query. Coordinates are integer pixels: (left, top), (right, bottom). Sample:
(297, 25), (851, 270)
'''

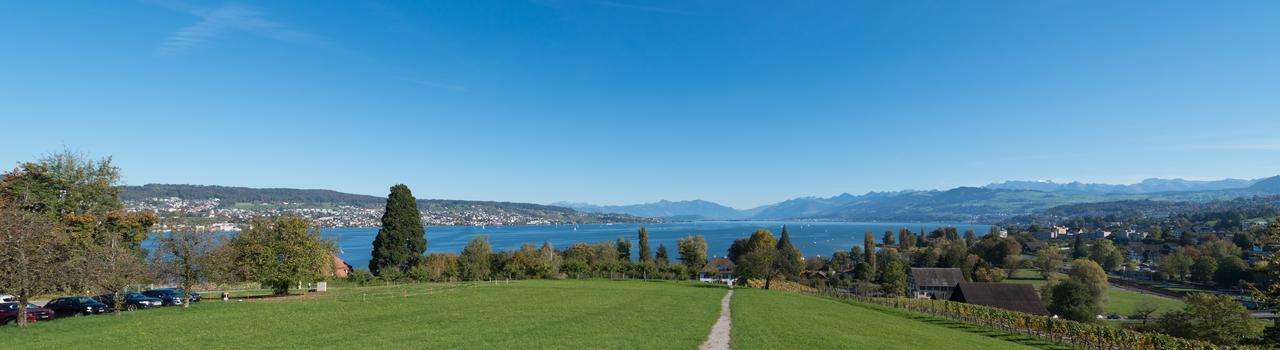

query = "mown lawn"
(1, 280), (726, 349)
(730, 288), (1039, 349)
(1006, 269), (1183, 316)
(1104, 287), (1183, 315)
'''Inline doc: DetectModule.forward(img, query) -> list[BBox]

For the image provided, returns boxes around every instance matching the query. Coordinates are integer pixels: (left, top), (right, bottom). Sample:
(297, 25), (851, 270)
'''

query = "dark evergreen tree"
(1072, 234), (1087, 259)
(369, 184), (427, 276)
(655, 244), (670, 267)
(864, 231), (877, 275)
(882, 230), (896, 246)
(615, 237), (632, 261)
(637, 227), (652, 262)
(775, 225), (803, 280)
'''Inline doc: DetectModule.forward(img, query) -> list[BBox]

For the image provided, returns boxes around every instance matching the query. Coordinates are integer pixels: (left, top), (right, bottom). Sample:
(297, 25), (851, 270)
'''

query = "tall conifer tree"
(369, 184), (426, 276)
(638, 227), (652, 262)
(775, 225), (803, 280)
(864, 231), (877, 274)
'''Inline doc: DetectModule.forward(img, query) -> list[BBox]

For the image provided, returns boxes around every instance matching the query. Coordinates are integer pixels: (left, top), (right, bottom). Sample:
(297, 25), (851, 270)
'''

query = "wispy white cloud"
(153, 1), (462, 93)
(157, 3), (325, 56)
(598, 1), (691, 15)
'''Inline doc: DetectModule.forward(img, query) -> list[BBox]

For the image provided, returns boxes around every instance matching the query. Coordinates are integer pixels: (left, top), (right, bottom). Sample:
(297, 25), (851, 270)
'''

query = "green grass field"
(730, 288), (1040, 349)
(4, 279), (1113, 349)
(1006, 269), (1183, 316)
(1, 280), (725, 349)
(1103, 286), (1183, 315)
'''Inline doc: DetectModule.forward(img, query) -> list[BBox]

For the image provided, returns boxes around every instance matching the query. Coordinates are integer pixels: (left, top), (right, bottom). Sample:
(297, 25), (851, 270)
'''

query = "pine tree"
(655, 244), (670, 267)
(637, 227), (652, 262)
(775, 225), (803, 280)
(882, 230), (896, 246)
(369, 184), (427, 276)
(1072, 234), (1087, 259)
(616, 237), (632, 261)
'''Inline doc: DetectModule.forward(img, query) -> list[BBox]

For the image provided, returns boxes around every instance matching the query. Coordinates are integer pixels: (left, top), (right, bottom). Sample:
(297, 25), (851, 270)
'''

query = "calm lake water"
(321, 221), (990, 269)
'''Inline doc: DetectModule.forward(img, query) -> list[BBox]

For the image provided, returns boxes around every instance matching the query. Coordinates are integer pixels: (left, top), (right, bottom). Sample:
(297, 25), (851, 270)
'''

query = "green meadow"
(2, 280), (723, 349)
(730, 288), (1041, 350)
(1005, 269), (1184, 316)
(0, 279), (1079, 350)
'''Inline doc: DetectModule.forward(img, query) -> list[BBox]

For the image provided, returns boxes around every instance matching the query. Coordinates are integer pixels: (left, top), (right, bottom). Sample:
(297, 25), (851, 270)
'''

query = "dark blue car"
(95, 292), (163, 311)
(43, 296), (107, 317)
(142, 288), (200, 306)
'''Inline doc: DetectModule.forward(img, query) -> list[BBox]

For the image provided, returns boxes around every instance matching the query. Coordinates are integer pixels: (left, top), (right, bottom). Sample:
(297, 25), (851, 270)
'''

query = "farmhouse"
(948, 282), (1049, 316)
(699, 257), (736, 284)
(326, 255), (352, 278)
(908, 268), (964, 300)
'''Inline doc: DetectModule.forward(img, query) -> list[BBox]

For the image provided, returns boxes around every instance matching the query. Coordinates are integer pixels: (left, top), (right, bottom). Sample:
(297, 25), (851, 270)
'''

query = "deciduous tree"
(0, 199), (63, 327)
(1156, 293), (1264, 345)
(1048, 279), (1099, 322)
(1190, 255), (1218, 284)
(677, 235), (708, 271)
(864, 231), (877, 276)
(151, 219), (222, 309)
(877, 253), (908, 297)
(1, 150), (158, 294)
(733, 230), (777, 287)
(460, 236), (494, 280)
(1070, 258), (1108, 307)
(227, 217), (333, 295)
(94, 237), (149, 315)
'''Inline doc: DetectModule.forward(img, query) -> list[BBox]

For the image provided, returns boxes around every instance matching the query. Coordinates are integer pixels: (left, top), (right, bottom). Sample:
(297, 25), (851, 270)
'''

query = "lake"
(322, 221), (990, 269)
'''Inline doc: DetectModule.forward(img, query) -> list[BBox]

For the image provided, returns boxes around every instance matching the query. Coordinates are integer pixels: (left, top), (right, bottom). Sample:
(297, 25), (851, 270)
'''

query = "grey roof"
(948, 282), (1050, 316)
(910, 268), (964, 288)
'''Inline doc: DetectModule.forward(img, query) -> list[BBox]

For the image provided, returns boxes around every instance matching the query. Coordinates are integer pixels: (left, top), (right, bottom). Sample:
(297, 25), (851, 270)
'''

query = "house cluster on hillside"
(1016, 219), (1279, 288)
(126, 196), (626, 228)
(1031, 225), (1149, 241)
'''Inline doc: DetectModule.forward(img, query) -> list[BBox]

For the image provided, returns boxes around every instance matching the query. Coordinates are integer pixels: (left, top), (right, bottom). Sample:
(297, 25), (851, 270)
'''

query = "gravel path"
(699, 288), (733, 350)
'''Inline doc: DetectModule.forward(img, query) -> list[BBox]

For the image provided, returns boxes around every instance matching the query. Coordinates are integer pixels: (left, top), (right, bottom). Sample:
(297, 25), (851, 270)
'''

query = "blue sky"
(2, 1), (1278, 208)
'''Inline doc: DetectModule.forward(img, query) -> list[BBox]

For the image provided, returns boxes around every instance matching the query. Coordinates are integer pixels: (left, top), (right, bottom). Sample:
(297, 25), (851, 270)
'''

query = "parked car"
(142, 288), (199, 306)
(44, 297), (108, 317)
(95, 292), (163, 311)
(0, 294), (15, 303)
(2, 303), (55, 325)
(145, 285), (199, 302)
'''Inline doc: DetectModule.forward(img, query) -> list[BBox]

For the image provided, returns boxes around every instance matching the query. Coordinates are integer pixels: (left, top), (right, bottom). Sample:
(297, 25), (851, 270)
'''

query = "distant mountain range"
(122, 176), (1280, 225)
(983, 177), (1258, 194)
(549, 200), (751, 221)
(557, 176), (1280, 223)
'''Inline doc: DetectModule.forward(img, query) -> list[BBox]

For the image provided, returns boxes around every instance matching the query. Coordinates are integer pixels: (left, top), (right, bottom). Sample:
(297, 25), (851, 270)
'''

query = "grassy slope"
(1, 280), (724, 350)
(1006, 269), (1183, 315)
(730, 288), (1037, 350)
